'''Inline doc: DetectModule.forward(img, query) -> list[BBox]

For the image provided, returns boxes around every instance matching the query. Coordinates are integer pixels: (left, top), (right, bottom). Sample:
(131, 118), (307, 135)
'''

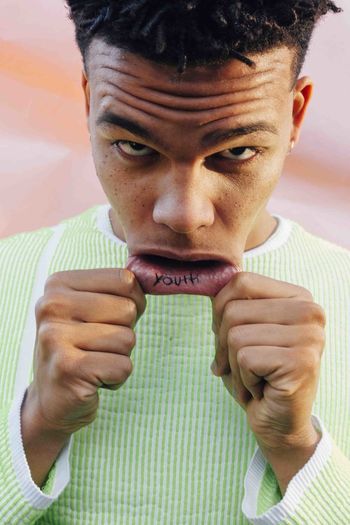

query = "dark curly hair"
(65, 0), (341, 79)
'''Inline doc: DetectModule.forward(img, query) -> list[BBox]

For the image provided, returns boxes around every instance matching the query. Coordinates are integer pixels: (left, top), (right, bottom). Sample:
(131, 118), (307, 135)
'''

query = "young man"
(0, 1), (349, 523)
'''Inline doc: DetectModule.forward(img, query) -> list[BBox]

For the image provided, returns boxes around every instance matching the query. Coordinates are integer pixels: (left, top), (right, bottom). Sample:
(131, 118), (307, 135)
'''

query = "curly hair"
(65, 0), (341, 78)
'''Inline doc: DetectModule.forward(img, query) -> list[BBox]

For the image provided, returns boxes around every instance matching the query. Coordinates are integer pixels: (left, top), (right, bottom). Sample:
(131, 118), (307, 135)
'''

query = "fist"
(23, 268), (146, 437)
(211, 272), (326, 450)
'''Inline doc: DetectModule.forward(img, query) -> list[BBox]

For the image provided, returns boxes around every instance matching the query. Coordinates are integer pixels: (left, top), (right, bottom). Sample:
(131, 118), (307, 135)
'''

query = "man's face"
(83, 41), (312, 267)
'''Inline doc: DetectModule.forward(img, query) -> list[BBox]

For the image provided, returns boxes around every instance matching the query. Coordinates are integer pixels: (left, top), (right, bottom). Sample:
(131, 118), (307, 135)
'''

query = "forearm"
(21, 390), (70, 488)
(257, 424), (322, 495)
(243, 417), (350, 524)
(0, 390), (71, 524)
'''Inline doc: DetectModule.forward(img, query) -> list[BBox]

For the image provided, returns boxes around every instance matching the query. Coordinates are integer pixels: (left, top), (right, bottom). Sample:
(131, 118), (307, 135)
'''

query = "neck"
(245, 209), (278, 252)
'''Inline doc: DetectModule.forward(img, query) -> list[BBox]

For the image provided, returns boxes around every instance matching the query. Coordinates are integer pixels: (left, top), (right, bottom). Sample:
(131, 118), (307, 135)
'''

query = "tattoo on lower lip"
(153, 273), (200, 287)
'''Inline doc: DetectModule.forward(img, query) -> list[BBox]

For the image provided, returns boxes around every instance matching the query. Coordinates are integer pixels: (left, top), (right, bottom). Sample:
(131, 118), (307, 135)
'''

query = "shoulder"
(292, 221), (350, 263)
(0, 205), (102, 274)
(286, 218), (350, 290)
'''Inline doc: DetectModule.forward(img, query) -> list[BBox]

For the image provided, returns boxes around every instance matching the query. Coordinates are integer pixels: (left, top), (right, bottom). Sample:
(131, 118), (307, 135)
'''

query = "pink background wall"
(1, 1), (349, 248)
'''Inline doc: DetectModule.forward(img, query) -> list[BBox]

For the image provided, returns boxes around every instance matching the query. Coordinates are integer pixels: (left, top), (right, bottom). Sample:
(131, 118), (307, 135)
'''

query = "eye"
(114, 140), (155, 157)
(216, 147), (258, 161)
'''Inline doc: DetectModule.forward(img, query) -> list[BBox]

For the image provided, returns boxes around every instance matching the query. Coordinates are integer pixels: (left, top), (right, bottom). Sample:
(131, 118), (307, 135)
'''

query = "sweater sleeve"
(0, 387), (72, 524)
(242, 415), (350, 524)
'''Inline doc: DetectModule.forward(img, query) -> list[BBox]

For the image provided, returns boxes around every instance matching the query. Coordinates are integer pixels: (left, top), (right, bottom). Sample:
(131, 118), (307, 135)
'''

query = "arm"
(210, 272), (344, 524)
(21, 387), (71, 488)
(243, 416), (350, 524)
(0, 268), (145, 524)
(0, 388), (71, 525)
(257, 422), (321, 496)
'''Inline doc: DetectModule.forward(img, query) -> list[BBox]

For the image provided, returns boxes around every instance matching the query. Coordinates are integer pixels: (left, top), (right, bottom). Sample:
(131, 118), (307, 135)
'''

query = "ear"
(291, 76), (313, 145)
(81, 69), (90, 119)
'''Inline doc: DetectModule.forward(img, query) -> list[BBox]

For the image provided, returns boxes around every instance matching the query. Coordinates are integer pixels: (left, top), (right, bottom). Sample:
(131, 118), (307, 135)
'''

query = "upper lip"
(130, 248), (232, 265)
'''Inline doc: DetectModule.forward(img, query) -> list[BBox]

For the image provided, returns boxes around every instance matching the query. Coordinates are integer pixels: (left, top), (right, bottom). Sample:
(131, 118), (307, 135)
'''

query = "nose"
(152, 163), (215, 234)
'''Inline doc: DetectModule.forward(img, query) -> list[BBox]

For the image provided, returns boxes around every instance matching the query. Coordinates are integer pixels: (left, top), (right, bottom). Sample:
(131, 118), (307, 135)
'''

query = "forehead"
(87, 40), (294, 132)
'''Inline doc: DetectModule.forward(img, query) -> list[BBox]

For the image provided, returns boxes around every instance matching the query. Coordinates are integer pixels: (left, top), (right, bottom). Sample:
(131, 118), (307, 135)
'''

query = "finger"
(68, 323), (136, 356)
(221, 371), (253, 409)
(236, 346), (288, 396)
(215, 298), (326, 375)
(212, 272), (313, 332)
(76, 350), (133, 388)
(72, 291), (139, 326)
(215, 324), (298, 374)
(219, 298), (325, 337)
(39, 290), (140, 327)
(213, 333), (253, 407)
(45, 269), (146, 318)
(216, 324), (296, 377)
(236, 358), (265, 401)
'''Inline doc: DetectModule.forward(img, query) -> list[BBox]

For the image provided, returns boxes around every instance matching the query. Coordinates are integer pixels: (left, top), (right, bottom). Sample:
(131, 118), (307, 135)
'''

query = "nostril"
(153, 196), (215, 233)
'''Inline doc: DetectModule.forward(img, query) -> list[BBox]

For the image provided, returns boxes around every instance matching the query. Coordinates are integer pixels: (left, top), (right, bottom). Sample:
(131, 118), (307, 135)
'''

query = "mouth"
(126, 252), (241, 297)
(138, 254), (227, 270)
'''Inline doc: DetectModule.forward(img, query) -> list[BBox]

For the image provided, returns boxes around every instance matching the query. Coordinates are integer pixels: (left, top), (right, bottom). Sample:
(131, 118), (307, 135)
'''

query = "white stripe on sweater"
(14, 223), (67, 396)
(8, 222), (72, 507)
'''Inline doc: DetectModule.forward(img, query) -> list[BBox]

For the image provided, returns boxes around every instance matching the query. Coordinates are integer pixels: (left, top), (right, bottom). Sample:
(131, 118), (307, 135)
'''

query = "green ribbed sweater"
(0, 205), (349, 524)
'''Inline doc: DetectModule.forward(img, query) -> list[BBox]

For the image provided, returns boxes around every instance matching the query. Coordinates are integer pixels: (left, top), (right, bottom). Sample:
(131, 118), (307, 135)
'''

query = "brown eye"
(217, 147), (258, 161)
(114, 140), (155, 157)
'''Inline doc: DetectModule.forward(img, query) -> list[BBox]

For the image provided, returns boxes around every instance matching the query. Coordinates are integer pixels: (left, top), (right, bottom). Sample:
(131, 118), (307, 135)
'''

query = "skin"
(80, 40), (324, 495)
(82, 40), (312, 264)
(21, 40), (326, 497)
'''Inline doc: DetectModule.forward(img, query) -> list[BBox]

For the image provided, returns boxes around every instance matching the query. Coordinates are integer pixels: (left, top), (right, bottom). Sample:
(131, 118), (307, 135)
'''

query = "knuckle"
(35, 292), (66, 320)
(297, 300), (319, 324)
(121, 357), (133, 379)
(222, 301), (235, 325)
(53, 351), (74, 380)
(309, 324), (326, 347)
(311, 303), (326, 327)
(121, 329), (136, 353)
(228, 326), (246, 350)
(120, 269), (136, 290)
(35, 296), (45, 320)
(37, 323), (63, 348)
(298, 324), (325, 349)
(124, 298), (137, 323)
(234, 272), (253, 298)
(292, 345), (320, 375)
(296, 286), (314, 301)
(236, 348), (249, 368)
(299, 348), (320, 371)
(105, 356), (133, 385)
(44, 272), (65, 291)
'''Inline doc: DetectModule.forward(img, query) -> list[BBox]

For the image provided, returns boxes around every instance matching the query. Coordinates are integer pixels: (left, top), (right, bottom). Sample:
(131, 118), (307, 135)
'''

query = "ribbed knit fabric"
(0, 204), (349, 524)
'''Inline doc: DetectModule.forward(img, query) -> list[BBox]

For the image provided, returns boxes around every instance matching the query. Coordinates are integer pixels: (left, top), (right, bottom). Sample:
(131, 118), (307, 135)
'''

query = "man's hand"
(21, 268), (146, 486)
(211, 272), (326, 493)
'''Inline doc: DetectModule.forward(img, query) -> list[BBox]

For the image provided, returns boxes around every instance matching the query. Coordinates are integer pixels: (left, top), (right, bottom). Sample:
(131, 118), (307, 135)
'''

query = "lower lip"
(126, 255), (241, 297)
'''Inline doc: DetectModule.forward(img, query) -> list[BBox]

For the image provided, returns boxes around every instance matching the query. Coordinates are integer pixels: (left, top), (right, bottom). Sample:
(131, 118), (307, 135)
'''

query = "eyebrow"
(201, 122), (279, 147)
(96, 112), (156, 143)
(96, 111), (278, 149)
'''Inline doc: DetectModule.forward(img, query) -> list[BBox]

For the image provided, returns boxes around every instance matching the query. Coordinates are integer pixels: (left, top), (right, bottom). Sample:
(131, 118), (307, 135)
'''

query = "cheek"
(217, 157), (283, 224)
(247, 162), (282, 207)
(95, 154), (155, 224)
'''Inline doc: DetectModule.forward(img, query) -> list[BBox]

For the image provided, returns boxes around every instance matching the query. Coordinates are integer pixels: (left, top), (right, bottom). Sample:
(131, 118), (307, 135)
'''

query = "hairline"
(84, 37), (299, 92)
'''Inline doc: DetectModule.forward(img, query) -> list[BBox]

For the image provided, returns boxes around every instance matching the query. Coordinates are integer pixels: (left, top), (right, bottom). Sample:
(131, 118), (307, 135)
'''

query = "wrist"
(256, 423), (322, 495)
(257, 421), (321, 454)
(21, 386), (71, 447)
(21, 387), (70, 488)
